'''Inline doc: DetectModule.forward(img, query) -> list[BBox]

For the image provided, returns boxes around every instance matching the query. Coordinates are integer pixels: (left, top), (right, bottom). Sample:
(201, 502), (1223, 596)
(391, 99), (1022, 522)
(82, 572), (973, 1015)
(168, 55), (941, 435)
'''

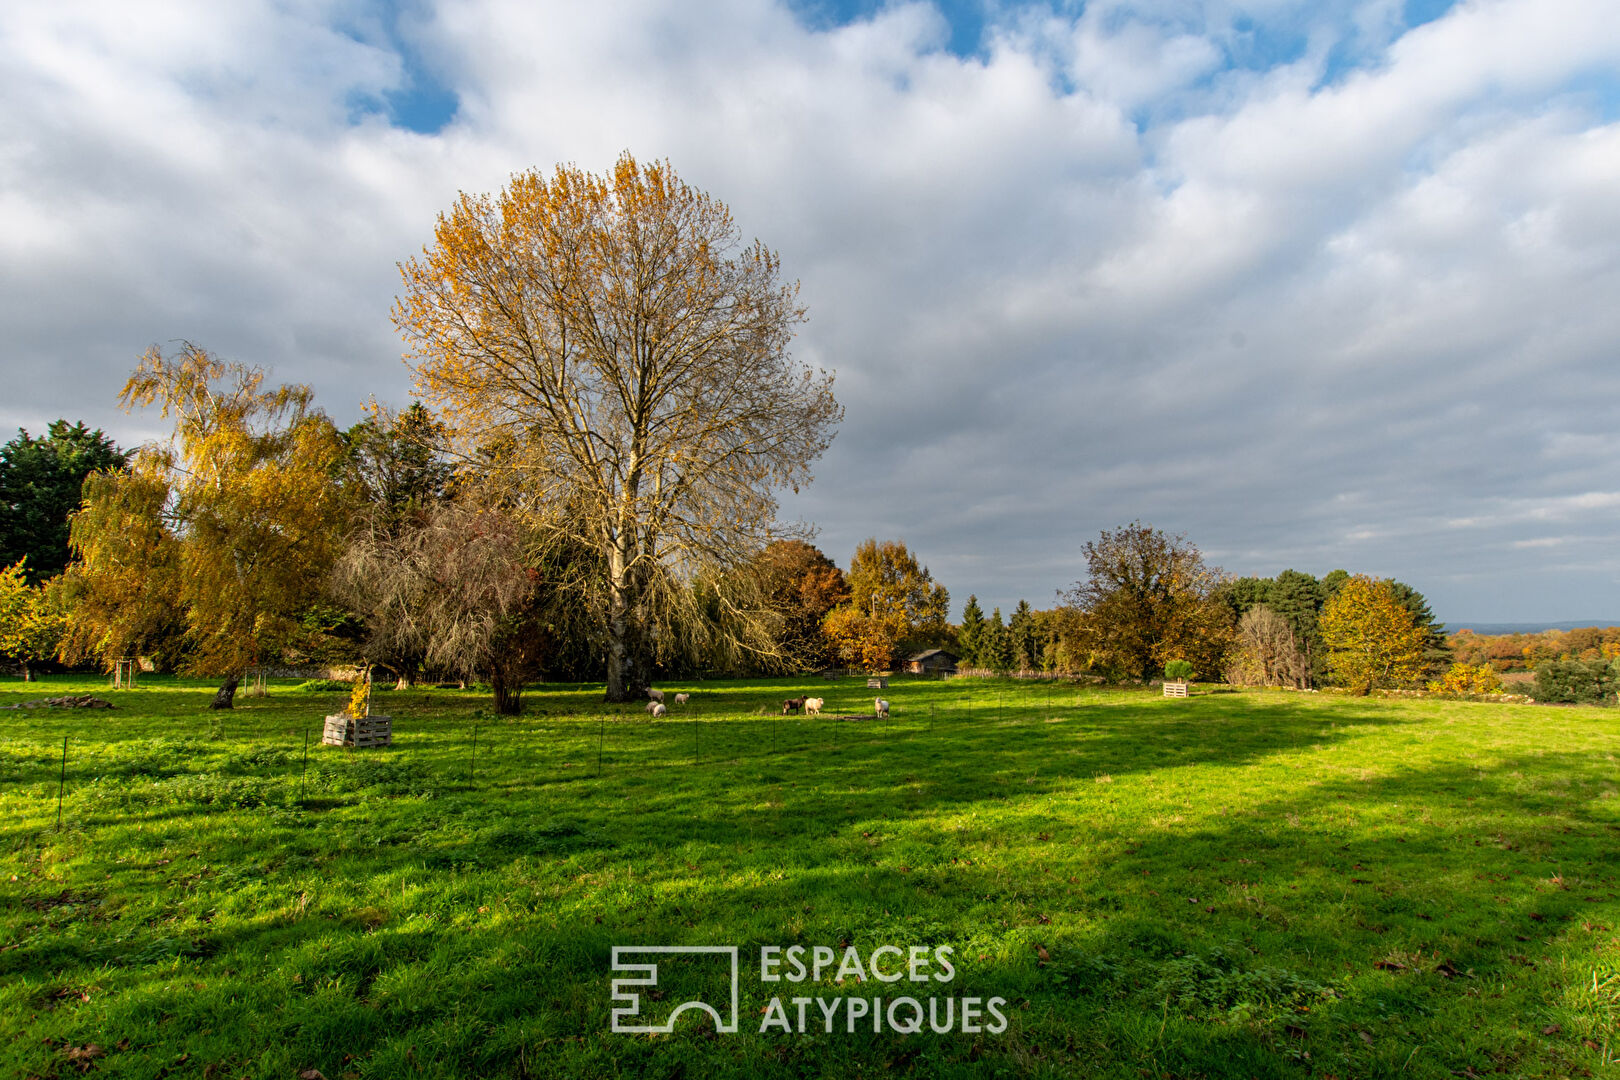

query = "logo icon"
(610, 946), (740, 1034)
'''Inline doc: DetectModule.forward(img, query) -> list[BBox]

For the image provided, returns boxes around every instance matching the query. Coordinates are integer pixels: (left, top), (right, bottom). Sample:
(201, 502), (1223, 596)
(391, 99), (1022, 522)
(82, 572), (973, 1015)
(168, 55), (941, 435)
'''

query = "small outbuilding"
(905, 649), (959, 675)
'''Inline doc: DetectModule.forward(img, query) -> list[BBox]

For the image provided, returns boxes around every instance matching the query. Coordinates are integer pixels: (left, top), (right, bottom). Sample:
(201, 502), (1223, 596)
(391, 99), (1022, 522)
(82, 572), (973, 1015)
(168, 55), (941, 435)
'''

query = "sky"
(3, 0), (1619, 624)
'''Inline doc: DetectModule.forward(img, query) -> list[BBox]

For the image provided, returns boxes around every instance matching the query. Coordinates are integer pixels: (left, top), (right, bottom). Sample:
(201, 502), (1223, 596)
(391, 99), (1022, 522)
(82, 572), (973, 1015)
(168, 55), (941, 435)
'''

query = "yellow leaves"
(0, 560), (35, 656)
(1428, 662), (1504, 696)
(344, 676), (371, 720)
(71, 346), (351, 676)
(1320, 575), (1427, 693)
(0, 561), (67, 669)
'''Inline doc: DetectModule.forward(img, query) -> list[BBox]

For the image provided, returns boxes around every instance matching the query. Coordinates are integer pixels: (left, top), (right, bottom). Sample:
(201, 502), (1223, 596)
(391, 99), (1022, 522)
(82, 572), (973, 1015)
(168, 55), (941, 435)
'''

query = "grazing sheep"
(674, 693), (690, 705)
(782, 696), (807, 715)
(647, 688), (664, 702)
(874, 697), (889, 718)
(804, 697), (823, 716)
(648, 701), (667, 717)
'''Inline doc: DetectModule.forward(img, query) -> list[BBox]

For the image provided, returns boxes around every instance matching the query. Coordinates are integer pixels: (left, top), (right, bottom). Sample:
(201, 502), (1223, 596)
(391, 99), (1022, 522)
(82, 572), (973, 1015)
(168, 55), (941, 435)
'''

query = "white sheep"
(674, 693), (690, 705)
(874, 697), (889, 718)
(648, 701), (667, 717)
(647, 688), (665, 702)
(804, 697), (823, 716)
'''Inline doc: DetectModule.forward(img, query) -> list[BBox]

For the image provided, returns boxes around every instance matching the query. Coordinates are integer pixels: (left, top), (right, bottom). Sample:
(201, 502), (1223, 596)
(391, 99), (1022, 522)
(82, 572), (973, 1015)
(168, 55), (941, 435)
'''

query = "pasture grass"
(2, 673), (1617, 1078)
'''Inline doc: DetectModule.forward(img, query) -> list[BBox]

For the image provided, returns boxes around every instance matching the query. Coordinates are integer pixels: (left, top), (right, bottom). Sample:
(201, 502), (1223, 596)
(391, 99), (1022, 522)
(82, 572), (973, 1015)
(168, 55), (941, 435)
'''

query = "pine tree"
(986, 607), (1013, 672)
(1269, 569), (1328, 687)
(1388, 580), (1451, 679)
(1009, 599), (1039, 672)
(957, 594), (986, 670)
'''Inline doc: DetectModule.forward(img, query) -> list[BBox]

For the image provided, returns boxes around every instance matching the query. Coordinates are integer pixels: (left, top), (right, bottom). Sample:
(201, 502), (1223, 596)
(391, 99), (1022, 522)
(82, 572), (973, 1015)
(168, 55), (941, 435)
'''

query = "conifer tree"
(957, 594), (986, 669)
(1009, 599), (1039, 672)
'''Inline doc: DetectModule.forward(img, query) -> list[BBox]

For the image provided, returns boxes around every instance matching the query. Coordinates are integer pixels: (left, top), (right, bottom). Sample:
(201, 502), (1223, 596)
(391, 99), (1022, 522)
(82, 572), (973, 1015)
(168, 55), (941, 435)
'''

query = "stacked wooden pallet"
(322, 713), (393, 747)
(1162, 682), (1188, 698)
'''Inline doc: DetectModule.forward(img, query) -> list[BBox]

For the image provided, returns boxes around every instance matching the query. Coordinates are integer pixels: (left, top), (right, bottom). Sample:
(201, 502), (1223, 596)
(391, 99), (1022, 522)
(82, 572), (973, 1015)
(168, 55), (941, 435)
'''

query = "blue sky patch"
(342, 0), (459, 133)
(1404, 0), (1463, 31)
(788, 0), (990, 57)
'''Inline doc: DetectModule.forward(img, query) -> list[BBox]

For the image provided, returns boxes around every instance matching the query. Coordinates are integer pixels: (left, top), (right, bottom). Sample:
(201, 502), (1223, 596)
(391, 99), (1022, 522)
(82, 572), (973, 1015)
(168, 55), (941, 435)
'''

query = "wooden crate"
(866, 677), (889, 689)
(1162, 682), (1188, 698)
(322, 713), (393, 748)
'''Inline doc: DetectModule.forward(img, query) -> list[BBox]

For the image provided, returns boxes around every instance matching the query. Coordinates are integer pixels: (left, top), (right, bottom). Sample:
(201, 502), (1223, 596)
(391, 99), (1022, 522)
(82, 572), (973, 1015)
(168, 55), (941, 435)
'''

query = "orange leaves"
(821, 604), (905, 674)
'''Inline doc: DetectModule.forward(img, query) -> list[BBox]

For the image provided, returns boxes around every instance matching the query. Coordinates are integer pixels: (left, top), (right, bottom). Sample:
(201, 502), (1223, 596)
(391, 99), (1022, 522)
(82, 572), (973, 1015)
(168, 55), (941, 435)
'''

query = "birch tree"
(63, 345), (349, 709)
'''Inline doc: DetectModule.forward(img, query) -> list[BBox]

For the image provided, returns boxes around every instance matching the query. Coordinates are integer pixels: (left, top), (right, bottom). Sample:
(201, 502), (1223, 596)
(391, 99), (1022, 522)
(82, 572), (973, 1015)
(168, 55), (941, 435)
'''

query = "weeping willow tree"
(334, 480), (789, 710)
(62, 344), (350, 709)
(394, 153), (841, 701)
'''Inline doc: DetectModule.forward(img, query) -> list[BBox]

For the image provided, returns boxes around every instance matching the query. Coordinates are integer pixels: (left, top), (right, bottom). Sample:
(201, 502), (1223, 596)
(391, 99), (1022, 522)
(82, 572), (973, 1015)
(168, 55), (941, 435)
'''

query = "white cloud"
(2, 0), (1619, 620)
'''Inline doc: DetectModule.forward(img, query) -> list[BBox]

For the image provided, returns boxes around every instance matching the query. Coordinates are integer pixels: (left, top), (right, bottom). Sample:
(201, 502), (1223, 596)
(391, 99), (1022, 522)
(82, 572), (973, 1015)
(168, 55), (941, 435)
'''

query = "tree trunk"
(21, 663), (31, 682)
(490, 663), (522, 715)
(603, 543), (651, 703)
(208, 675), (240, 710)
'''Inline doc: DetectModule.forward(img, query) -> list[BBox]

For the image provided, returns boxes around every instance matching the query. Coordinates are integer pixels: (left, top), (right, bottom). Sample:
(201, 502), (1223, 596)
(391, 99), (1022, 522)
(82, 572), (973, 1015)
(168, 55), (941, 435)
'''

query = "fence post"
(55, 735), (68, 832)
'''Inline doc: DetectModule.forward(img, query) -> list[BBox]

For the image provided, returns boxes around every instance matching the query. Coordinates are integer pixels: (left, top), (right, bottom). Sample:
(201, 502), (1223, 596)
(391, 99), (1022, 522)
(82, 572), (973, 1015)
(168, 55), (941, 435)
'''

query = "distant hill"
(1441, 621), (1620, 635)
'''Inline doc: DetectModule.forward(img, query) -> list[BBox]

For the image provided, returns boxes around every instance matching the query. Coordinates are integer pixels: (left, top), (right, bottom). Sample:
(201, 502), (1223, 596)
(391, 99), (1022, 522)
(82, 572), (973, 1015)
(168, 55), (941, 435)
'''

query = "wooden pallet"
(1162, 682), (1188, 698)
(322, 713), (393, 747)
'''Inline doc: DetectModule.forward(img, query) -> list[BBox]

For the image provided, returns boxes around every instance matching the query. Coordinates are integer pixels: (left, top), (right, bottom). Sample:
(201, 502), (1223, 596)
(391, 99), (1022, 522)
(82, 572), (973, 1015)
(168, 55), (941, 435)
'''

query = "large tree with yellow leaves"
(394, 154), (842, 701)
(63, 345), (350, 709)
(1319, 574), (1428, 695)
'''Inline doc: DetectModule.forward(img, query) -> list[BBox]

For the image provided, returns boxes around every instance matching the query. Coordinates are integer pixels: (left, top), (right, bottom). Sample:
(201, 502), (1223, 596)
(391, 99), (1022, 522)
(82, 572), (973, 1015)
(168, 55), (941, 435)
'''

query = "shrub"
(293, 678), (352, 692)
(1533, 659), (1619, 704)
(1163, 660), (1195, 682)
(1427, 662), (1504, 696)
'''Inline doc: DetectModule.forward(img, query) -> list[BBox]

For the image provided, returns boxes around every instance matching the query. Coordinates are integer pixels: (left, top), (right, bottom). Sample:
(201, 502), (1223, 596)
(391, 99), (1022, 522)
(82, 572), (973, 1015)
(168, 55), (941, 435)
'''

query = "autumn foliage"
(1319, 575), (1428, 695)
(1426, 662), (1504, 696)
(1061, 523), (1234, 681)
(0, 560), (65, 681)
(62, 344), (350, 708)
(394, 153), (840, 701)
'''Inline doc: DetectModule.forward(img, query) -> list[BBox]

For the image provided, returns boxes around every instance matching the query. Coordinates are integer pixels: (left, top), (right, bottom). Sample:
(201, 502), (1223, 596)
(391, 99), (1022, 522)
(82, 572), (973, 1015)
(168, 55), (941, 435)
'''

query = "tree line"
(2, 410), (1464, 708)
(0, 152), (1513, 709)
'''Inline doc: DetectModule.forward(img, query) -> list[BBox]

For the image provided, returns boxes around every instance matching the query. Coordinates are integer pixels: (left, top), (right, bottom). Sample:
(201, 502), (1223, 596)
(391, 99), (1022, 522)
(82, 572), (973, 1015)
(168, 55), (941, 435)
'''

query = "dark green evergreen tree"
(1009, 599), (1039, 672)
(341, 402), (455, 522)
(1222, 576), (1273, 620)
(1388, 580), (1451, 679)
(986, 606), (1013, 672)
(957, 594), (987, 670)
(1269, 569), (1329, 686)
(0, 421), (128, 582)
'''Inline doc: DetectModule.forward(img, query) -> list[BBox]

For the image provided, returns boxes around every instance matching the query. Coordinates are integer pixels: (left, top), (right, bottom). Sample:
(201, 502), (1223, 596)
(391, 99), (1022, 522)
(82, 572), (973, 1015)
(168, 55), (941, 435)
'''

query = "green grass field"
(2, 674), (1617, 1079)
